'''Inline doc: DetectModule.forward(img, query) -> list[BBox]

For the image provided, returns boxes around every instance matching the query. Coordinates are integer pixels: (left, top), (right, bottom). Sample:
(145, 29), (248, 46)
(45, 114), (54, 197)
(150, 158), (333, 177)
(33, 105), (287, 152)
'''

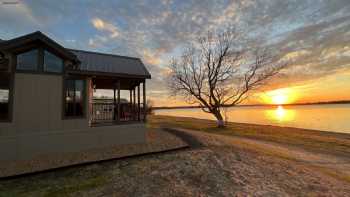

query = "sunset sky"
(1, 0), (350, 106)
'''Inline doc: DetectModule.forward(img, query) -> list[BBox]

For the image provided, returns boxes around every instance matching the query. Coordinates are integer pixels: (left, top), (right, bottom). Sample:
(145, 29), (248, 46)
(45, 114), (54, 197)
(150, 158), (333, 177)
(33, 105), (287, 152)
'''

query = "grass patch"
(43, 175), (108, 197)
(310, 165), (350, 184)
(0, 170), (109, 197)
(148, 115), (350, 157)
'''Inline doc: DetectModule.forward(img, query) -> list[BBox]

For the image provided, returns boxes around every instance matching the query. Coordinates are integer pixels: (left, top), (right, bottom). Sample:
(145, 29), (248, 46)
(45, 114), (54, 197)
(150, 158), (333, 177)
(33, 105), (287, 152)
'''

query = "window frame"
(62, 77), (86, 119)
(15, 47), (65, 75)
(15, 48), (39, 72)
(0, 72), (14, 122)
(43, 50), (64, 73)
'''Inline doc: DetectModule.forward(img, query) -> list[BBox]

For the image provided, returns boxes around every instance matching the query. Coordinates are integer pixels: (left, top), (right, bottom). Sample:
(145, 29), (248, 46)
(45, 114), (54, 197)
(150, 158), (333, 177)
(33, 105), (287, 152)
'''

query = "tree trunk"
(214, 110), (225, 128)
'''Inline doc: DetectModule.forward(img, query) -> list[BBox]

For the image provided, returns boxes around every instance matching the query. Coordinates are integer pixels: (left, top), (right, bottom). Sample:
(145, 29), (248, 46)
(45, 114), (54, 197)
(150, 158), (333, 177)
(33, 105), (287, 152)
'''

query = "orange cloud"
(91, 17), (120, 38)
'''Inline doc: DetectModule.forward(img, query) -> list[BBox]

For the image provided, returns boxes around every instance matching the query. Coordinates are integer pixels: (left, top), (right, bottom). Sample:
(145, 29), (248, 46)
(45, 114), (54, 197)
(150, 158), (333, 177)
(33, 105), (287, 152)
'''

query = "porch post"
(88, 78), (93, 126)
(143, 80), (146, 121)
(113, 85), (116, 121)
(117, 80), (121, 122)
(129, 89), (132, 105)
(133, 87), (136, 120)
(137, 84), (140, 121)
(129, 89), (132, 121)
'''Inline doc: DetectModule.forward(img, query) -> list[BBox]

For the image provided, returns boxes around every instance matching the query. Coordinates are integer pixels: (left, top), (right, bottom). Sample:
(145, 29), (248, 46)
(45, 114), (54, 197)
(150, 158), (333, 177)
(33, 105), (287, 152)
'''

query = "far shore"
(153, 100), (350, 110)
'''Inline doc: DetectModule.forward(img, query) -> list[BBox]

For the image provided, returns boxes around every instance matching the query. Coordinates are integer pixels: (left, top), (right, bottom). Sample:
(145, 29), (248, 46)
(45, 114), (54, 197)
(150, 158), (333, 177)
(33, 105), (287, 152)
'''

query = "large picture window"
(44, 50), (63, 73)
(64, 79), (85, 117)
(0, 74), (10, 121)
(16, 49), (38, 71)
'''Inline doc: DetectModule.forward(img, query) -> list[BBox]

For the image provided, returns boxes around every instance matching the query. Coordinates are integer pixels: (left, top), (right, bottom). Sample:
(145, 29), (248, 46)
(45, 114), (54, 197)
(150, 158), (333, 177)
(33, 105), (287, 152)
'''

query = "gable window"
(0, 74), (11, 121)
(16, 49), (38, 71)
(44, 50), (63, 73)
(64, 79), (85, 117)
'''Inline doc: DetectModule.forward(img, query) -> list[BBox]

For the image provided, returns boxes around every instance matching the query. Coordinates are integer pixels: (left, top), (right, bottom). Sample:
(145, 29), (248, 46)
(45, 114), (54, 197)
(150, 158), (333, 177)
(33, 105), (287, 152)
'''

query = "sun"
(272, 94), (288, 105)
(263, 88), (296, 105)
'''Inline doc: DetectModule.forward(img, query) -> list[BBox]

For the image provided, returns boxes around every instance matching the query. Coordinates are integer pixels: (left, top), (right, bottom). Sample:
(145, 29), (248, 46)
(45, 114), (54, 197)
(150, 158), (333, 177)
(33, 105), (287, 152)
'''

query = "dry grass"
(149, 115), (350, 183)
(148, 115), (350, 157)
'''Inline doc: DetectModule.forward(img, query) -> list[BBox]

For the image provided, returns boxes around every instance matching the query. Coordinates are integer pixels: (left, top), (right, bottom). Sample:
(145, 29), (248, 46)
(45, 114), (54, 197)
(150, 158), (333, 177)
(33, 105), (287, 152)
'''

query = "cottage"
(0, 31), (151, 161)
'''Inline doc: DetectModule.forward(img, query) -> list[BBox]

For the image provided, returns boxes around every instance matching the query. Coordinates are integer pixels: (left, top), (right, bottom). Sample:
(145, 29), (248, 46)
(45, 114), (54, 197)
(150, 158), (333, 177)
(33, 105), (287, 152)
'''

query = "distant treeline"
(153, 100), (350, 110)
(280, 100), (350, 106)
(153, 105), (202, 110)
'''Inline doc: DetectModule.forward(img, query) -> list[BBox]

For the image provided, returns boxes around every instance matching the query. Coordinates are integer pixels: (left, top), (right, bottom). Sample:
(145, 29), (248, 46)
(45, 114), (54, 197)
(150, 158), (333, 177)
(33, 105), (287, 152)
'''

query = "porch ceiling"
(93, 77), (143, 90)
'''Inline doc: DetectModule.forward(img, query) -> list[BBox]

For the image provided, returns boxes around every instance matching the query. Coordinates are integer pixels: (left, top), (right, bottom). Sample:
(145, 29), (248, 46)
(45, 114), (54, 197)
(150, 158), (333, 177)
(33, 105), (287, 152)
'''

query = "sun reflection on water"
(266, 105), (296, 122)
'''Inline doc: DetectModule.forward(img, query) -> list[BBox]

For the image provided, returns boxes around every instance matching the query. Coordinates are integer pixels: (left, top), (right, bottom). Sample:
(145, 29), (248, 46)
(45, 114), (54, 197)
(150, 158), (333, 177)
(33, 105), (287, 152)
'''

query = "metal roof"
(0, 31), (151, 79)
(69, 49), (151, 79)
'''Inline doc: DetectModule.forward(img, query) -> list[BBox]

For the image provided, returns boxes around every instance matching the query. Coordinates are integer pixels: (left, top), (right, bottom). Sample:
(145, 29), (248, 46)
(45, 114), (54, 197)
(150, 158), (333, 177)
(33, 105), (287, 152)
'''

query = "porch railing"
(90, 102), (145, 124)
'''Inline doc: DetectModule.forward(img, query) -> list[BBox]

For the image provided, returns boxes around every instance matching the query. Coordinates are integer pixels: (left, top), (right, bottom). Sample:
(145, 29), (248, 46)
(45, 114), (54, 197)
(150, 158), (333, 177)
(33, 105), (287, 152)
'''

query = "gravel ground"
(1, 128), (349, 196)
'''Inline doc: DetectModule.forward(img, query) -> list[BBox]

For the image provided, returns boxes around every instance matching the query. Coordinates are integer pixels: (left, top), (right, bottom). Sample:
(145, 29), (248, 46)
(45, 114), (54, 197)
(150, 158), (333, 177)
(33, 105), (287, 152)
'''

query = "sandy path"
(170, 128), (350, 182)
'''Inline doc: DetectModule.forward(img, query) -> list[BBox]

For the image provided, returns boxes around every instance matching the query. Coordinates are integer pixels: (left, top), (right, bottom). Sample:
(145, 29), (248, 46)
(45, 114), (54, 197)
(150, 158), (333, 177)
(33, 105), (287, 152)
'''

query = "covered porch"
(89, 76), (147, 126)
(67, 49), (151, 127)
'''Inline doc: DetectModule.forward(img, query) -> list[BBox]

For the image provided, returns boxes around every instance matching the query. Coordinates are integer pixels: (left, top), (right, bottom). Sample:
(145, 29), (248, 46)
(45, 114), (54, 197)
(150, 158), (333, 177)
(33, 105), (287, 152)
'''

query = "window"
(0, 74), (10, 121)
(16, 49), (38, 71)
(64, 79), (85, 117)
(44, 50), (63, 73)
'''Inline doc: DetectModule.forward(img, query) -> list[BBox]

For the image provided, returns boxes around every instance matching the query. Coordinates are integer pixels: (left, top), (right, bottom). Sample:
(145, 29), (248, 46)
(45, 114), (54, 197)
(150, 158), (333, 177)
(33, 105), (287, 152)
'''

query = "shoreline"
(149, 115), (350, 158)
(152, 113), (350, 135)
(151, 114), (350, 136)
(153, 100), (350, 110)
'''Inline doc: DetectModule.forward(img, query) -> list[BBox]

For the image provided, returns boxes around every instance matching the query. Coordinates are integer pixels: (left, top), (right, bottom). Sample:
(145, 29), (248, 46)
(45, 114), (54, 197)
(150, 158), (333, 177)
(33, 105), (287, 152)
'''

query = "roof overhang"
(0, 31), (79, 63)
(66, 69), (151, 79)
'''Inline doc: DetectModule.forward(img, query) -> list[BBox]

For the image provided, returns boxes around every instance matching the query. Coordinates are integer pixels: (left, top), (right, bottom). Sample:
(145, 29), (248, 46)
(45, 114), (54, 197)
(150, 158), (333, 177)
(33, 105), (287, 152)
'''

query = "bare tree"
(168, 29), (286, 127)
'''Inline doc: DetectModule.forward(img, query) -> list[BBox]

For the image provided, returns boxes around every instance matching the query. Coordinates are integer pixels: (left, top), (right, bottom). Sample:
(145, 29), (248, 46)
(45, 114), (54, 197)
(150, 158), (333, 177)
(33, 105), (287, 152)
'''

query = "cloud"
(91, 17), (120, 38)
(2, 0), (350, 104)
(281, 50), (311, 61)
(88, 35), (109, 48)
(84, 0), (350, 103)
(0, 1), (40, 36)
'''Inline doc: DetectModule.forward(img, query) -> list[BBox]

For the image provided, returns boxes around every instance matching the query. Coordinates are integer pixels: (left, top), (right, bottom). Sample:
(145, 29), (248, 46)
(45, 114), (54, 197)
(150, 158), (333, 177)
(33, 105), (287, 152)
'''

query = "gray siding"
(0, 73), (147, 162)
(0, 73), (88, 136)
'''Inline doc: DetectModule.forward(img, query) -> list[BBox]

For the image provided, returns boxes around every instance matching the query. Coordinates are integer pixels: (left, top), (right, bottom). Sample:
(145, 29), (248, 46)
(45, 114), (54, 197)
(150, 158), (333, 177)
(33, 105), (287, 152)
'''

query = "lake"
(154, 104), (350, 134)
